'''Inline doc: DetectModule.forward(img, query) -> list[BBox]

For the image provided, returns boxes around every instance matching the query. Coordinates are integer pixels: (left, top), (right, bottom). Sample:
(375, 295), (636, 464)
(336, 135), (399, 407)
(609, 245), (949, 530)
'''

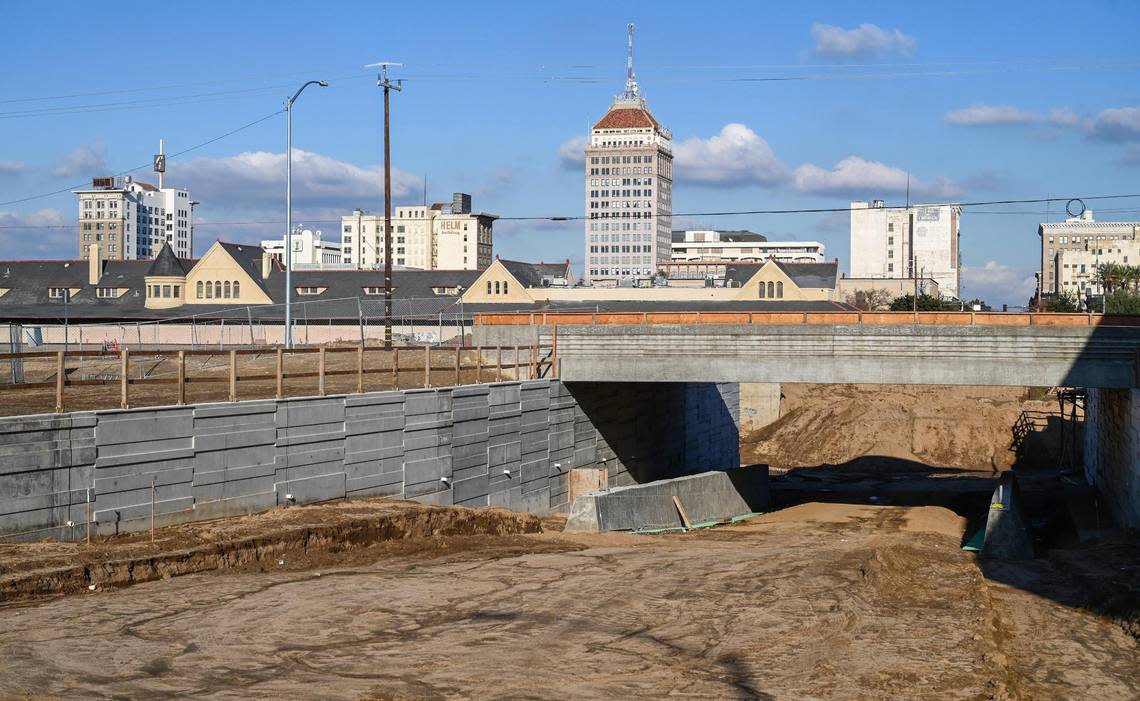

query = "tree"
(1044, 291), (1080, 313)
(889, 294), (950, 311)
(847, 288), (893, 311)
(1105, 289), (1140, 315)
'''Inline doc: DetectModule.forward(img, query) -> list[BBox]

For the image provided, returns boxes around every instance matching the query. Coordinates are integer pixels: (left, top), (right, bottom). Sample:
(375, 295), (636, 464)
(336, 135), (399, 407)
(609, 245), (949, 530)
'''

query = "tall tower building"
(583, 24), (673, 285)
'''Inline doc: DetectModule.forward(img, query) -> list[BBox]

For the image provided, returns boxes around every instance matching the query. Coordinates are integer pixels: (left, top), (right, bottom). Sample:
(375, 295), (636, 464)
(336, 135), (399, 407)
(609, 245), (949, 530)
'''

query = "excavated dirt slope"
(743, 384), (1070, 470)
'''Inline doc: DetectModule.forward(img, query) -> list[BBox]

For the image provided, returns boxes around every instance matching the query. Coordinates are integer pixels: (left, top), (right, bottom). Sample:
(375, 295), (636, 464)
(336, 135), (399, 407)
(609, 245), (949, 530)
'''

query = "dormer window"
(362, 286), (383, 295)
(96, 287), (117, 299)
(297, 286), (322, 296)
(48, 287), (69, 300)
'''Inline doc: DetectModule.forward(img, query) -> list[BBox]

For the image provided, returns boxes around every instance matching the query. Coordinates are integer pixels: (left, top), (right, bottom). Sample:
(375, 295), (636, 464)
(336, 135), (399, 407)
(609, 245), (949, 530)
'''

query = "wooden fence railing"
(0, 343), (555, 415)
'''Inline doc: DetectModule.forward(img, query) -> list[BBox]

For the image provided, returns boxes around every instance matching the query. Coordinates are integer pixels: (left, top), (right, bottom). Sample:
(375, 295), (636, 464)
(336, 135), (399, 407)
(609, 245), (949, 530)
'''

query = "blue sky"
(1, 1), (1138, 306)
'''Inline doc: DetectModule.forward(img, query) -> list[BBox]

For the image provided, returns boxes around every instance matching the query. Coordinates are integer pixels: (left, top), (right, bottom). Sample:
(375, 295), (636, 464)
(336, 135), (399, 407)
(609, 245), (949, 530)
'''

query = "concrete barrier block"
(565, 467), (770, 532)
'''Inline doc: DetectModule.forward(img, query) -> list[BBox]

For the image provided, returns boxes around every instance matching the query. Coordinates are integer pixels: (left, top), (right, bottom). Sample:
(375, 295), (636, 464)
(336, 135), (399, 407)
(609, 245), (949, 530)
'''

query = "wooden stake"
(423, 345), (430, 388)
(515, 346), (521, 381)
(275, 347), (284, 400)
(356, 345), (364, 394)
(551, 326), (558, 380)
(54, 350), (64, 413)
(228, 349), (237, 402)
(475, 346), (482, 383)
(530, 345), (537, 380)
(318, 346), (326, 396)
(150, 476), (156, 543)
(454, 345), (461, 386)
(672, 495), (693, 531)
(496, 345), (503, 382)
(85, 488), (91, 545)
(120, 348), (130, 409)
(392, 347), (399, 389)
(176, 350), (186, 405)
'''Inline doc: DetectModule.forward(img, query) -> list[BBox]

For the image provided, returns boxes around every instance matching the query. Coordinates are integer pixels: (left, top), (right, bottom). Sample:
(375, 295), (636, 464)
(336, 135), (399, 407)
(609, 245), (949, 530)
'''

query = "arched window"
(495, 281), (501, 294)
(196, 281), (204, 299)
(776, 281), (784, 299)
(205, 281), (214, 299)
(223, 281), (231, 299)
(503, 281), (509, 294)
(233, 281), (240, 298)
(214, 281), (221, 298)
(767, 281), (775, 298)
(486, 281), (492, 294)
(758, 282), (766, 299)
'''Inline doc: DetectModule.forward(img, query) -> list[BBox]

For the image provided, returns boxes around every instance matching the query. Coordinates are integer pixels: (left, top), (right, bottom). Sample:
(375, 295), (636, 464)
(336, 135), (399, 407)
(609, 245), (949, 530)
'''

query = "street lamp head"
(317, 80), (329, 87)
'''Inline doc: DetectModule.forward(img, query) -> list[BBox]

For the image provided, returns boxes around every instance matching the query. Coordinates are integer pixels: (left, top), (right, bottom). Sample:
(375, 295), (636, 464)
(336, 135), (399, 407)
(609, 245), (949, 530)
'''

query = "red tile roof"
(592, 106), (661, 130)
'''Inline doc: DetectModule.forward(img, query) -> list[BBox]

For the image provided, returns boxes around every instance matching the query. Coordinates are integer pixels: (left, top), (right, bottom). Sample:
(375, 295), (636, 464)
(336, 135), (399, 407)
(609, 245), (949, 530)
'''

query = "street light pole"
(284, 79), (328, 349)
(366, 62), (402, 349)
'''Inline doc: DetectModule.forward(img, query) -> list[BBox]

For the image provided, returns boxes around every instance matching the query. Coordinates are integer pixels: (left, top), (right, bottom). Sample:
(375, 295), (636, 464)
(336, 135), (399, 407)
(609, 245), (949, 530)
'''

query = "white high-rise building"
(339, 193), (494, 270)
(583, 24), (673, 286)
(75, 175), (194, 260)
(850, 200), (961, 299)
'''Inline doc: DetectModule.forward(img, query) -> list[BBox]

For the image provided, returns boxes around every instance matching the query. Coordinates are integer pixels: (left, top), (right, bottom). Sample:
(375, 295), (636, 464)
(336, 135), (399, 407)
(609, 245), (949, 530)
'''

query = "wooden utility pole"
(367, 61), (403, 349)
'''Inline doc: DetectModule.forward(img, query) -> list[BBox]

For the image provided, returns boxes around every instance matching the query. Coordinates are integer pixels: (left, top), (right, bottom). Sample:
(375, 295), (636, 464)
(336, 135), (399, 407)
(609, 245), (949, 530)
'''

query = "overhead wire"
(0, 109), (284, 208)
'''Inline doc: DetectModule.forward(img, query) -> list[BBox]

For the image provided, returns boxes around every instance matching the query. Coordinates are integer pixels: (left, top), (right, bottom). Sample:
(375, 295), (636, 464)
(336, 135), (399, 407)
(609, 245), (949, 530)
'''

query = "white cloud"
(0, 208), (72, 258)
(558, 135), (589, 170)
(961, 260), (1037, 307)
(52, 143), (108, 178)
(944, 105), (1038, 127)
(1045, 108), (1083, 128)
(792, 155), (960, 199)
(168, 149), (421, 211)
(811, 22), (916, 58)
(673, 123), (788, 186)
(0, 160), (26, 176)
(1089, 106), (1140, 143)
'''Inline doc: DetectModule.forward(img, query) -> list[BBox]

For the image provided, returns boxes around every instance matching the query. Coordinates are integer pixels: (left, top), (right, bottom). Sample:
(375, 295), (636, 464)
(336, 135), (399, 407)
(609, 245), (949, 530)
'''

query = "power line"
(5, 193), (1140, 229)
(0, 109), (283, 208)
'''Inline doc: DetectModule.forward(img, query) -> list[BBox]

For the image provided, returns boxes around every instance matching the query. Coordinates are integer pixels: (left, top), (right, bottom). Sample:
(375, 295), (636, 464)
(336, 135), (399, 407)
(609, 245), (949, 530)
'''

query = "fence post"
(229, 349), (237, 402)
(54, 350), (65, 413)
(357, 345), (364, 394)
(357, 298), (366, 349)
(530, 345), (537, 380)
(454, 345), (461, 386)
(423, 345), (431, 388)
(475, 346), (482, 383)
(318, 347), (326, 396)
(275, 347), (284, 399)
(496, 345), (503, 382)
(177, 350), (186, 405)
(551, 326), (558, 380)
(120, 348), (130, 409)
(392, 347), (399, 389)
(515, 346), (520, 382)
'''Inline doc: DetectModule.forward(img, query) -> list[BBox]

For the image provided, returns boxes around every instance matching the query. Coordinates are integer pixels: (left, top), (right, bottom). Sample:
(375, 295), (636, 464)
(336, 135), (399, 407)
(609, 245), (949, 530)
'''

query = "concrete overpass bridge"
(474, 311), (1140, 389)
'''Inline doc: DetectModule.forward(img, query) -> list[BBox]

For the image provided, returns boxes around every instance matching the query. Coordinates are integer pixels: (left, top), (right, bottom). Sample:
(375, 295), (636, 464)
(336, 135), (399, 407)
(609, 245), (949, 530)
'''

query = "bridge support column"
(740, 383), (781, 435)
(1083, 388), (1140, 528)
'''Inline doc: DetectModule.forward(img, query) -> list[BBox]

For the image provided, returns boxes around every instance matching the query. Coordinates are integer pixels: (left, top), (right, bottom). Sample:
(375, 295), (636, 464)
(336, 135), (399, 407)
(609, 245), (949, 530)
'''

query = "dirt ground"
(0, 346), (529, 416)
(743, 384), (1072, 471)
(0, 497), (1136, 700)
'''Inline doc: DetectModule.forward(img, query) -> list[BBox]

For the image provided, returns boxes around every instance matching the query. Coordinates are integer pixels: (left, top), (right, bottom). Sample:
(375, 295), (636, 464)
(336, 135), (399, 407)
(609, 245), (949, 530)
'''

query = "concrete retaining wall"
(1083, 388), (1140, 527)
(0, 379), (742, 541)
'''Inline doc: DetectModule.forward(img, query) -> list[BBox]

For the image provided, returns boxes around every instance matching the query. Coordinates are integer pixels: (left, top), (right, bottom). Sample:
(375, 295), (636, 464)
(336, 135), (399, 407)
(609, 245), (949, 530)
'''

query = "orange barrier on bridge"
(474, 311), (1140, 327)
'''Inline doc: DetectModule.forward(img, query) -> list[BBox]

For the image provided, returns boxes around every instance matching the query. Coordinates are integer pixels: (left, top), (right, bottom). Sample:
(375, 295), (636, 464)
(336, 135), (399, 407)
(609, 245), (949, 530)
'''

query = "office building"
(850, 200), (961, 299)
(339, 193), (494, 270)
(1039, 209), (1140, 297)
(583, 24), (673, 285)
(74, 175), (194, 261)
(260, 229), (343, 268)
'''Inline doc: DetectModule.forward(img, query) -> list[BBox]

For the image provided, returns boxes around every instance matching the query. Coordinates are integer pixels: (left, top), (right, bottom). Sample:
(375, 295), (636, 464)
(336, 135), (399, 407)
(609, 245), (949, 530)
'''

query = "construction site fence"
(473, 310), (1140, 327)
(0, 342), (556, 416)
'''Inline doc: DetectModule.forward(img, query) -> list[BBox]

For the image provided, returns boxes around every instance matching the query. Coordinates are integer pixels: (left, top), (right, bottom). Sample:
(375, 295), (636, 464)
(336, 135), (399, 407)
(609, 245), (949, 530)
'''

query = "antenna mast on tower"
(622, 23), (640, 101)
